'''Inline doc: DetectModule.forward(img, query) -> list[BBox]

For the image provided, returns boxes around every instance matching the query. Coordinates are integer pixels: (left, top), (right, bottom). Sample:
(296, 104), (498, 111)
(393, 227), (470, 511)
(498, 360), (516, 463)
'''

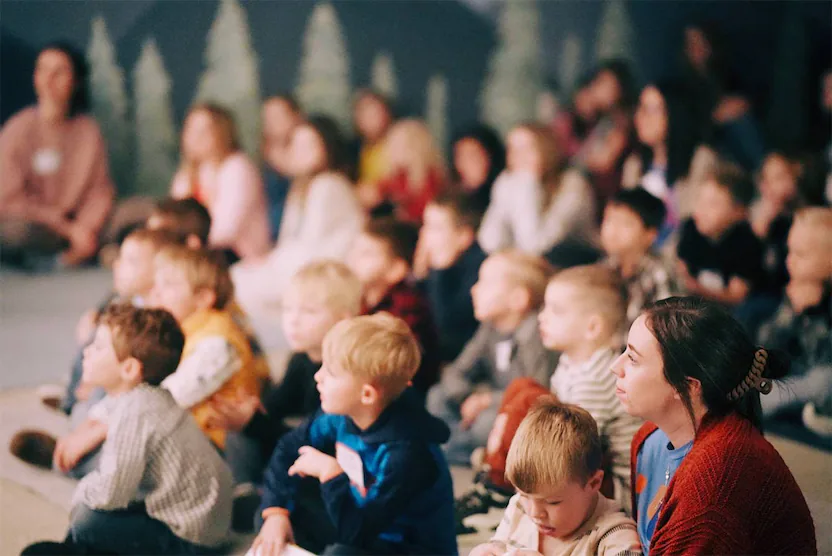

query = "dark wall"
(2, 0), (830, 142)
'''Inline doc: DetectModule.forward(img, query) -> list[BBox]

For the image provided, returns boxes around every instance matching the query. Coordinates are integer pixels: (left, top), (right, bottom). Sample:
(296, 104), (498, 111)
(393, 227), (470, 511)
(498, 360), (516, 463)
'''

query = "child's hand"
(205, 392), (262, 432)
(469, 541), (508, 556)
(53, 432), (89, 473)
(461, 392), (494, 430)
(250, 513), (294, 556)
(76, 309), (99, 345)
(288, 446), (342, 482)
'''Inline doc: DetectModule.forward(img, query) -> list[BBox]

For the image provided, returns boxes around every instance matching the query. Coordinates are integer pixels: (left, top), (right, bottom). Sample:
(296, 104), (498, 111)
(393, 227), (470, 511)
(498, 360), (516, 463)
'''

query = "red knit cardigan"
(630, 412), (816, 555)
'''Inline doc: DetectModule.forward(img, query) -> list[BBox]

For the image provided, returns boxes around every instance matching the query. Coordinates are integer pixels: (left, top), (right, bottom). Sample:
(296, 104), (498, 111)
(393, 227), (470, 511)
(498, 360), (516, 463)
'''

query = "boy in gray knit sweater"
(22, 304), (233, 555)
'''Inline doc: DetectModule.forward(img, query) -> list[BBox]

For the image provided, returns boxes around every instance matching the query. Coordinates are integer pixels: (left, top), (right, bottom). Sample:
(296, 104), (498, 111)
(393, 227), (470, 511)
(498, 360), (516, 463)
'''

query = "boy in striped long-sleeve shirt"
(22, 304), (232, 555)
(457, 265), (642, 535)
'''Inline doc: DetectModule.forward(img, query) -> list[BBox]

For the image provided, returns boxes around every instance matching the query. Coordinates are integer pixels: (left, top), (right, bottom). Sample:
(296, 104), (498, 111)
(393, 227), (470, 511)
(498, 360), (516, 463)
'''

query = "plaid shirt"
(758, 289), (832, 374)
(365, 280), (441, 393)
(606, 253), (680, 328)
(74, 384), (233, 547)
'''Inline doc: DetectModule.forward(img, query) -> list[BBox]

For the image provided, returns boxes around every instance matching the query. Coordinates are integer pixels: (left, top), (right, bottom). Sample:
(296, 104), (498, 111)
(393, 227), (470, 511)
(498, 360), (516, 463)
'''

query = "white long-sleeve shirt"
(478, 169), (597, 256)
(73, 384), (233, 547)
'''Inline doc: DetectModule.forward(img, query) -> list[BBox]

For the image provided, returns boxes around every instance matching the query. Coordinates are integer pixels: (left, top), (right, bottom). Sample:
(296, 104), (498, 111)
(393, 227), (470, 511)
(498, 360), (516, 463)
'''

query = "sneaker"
(9, 430), (57, 470)
(232, 482), (261, 533)
(36, 384), (68, 415)
(454, 477), (512, 534)
(803, 402), (832, 437)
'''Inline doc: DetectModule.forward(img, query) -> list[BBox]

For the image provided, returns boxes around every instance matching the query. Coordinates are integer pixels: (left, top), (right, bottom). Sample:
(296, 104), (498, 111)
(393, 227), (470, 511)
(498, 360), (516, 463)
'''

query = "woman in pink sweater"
(0, 43), (114, 267)
(170, 103), (271, 261)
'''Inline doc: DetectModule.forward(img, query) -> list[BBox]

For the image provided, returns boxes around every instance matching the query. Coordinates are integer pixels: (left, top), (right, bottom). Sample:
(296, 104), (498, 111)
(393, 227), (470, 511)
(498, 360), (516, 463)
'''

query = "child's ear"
(360, 383), (382, 406)
(644, 227), (659, 247)
(195, 288), (217, 311)
(586, 469), (604, 492)
(186, 235), (203, 250)
(121, 357), (144, 386)
(585, 314), (605, 341)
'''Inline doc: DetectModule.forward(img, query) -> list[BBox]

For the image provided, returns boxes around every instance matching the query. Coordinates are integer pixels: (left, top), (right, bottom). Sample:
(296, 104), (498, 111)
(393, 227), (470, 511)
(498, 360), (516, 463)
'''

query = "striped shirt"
(73, 384), (233, 547)
(550, 348), (642, 514)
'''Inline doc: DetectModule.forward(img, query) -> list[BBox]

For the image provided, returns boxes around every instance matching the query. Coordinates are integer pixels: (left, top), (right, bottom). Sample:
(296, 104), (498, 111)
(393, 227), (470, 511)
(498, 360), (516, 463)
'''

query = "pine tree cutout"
(194, 0), (262, 157)
(87, 15), (131, 195)
(595, 0), (635, 67)
(479, 0), (543, 136)
(558, 33), (583, 96)
(371, 51), (398, 102)
(296, 2), (352, 133)
(133, 38), (177, 197)
(425, 74), (448, 155)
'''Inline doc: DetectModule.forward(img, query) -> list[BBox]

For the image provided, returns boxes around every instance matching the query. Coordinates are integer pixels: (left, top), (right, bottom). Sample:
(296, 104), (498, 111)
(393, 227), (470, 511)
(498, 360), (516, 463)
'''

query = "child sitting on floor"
(469, 400), (641, 556)
(22, 305), (233, 555)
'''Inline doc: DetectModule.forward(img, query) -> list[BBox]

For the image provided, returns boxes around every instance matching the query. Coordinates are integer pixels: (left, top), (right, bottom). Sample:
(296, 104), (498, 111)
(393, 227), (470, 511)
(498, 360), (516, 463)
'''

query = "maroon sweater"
(631, 413), (816, 555)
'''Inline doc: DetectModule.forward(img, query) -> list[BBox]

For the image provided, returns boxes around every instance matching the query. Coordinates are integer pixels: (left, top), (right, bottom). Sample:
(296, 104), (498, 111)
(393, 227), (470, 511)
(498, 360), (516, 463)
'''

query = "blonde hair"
(155, 246), (234, 310)
(489, 249), (554, 310)
(384, 119), (447, 189)
(322, 313), (421, 398)
(547, 264), (627, 337)
(506, 399), (602, 492)
(792, 207), (832, 254)
(287, 260), (362, 316)
(511, 122), (563, 210)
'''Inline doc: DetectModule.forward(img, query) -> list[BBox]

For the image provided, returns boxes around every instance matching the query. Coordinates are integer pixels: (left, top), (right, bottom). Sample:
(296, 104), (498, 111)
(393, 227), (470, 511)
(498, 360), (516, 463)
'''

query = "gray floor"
(0, 269), (830, 555)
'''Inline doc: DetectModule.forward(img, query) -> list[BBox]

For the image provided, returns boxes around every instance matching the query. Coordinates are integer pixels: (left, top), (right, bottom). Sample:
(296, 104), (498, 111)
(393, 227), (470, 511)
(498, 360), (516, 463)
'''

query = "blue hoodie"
(259, 389), (458, 555)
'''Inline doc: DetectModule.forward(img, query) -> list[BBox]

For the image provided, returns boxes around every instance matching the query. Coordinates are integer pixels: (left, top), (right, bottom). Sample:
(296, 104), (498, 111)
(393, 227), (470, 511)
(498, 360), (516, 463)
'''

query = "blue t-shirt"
(635, 429), (693, 554)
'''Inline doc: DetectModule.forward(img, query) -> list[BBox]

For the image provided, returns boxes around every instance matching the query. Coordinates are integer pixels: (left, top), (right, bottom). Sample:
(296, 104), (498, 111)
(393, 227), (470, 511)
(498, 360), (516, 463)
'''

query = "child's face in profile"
(786, 224), (832, 283)
(759, 154), (798, 207)
(506, 128), (542, 177)
(113, 238), (156, 299)
(538, 281), (593, 353)
(692, 180), (744, 240)
(347, 233), (402, 290)
(421, 204), (473, 270)
(600, 204), (655, 259)
(314, 358), (366, 416)
(471, 257), (521, 324)
(517, 473), (602, 540)
(150, 263), (201, 323)
(81, 325), (127, 391)
(454, 138), (491, 190)
(282, 286), (343, 358)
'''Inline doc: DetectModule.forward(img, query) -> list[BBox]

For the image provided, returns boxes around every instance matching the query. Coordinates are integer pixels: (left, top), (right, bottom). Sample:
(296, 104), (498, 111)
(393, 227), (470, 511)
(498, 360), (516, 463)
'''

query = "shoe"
(37, 384), (68, 415)
(454, 477), (512, 535)
(9, 430), (57, 470)
(232, 482), (261, 533)
(803, 402), (832, 437)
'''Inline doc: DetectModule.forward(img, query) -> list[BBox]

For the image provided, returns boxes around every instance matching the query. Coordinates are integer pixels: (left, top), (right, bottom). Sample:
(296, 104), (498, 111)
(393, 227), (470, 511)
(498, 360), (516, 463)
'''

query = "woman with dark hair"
(449, 124), (505, 216)
(0, 42), (114, 268)
(622, 82), (718, 248)
(612, 296), (815, 554)
(576, 59), (638, 210)
(170, 102), (271, 262)
(261, 94), (304, 241)
(231, 115), (364, 316)
(678, 22), (765, 171)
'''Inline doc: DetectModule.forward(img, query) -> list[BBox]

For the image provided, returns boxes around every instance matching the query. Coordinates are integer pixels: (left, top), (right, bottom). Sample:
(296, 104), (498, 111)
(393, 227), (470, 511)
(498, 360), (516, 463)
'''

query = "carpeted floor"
(0, 268), (830, 555)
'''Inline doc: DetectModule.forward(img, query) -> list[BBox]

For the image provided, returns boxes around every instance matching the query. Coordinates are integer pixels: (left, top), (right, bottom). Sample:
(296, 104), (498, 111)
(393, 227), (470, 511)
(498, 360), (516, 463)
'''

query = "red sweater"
(630, 413), (816, 555)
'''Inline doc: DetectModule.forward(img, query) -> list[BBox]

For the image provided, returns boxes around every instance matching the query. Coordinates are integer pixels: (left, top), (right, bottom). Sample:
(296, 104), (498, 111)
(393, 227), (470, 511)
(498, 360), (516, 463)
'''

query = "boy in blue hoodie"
(252, 313), (458, 556)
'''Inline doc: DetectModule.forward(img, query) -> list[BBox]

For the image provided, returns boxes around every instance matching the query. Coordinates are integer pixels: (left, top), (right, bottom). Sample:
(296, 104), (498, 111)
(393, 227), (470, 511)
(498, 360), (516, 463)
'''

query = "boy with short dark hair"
(22, 305), (233, 555)
(252, 314), (457, 555)
(601, 187), (679, 328)
(677, 162), (765, 306)
(417, 191), (487, 362)
(347, 217), (441, 393)
(147, 197), (211, 249)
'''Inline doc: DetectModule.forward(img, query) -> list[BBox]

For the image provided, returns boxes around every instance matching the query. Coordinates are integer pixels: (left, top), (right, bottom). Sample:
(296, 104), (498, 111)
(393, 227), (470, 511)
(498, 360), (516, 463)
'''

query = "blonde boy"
(470, 401), (641, 556)
(152, 244), (260, 450)
(538, 265), (642, 511)
(253, 314), (457, 555)
(428, 249), (557, 466)
(208, 261), (362, 474)
(759, 207), (832, 429)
